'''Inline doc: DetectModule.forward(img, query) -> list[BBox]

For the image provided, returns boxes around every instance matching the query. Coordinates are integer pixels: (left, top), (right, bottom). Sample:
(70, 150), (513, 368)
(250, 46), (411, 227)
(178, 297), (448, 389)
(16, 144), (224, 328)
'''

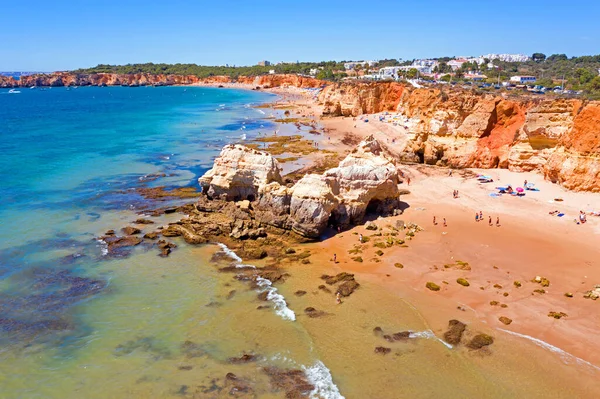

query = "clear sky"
(1, 0), (599, 71)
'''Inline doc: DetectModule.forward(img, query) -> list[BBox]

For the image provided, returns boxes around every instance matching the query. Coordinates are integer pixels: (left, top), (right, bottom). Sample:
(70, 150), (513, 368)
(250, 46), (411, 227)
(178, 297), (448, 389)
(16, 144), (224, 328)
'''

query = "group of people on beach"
(432, 216), (447, 227)
(475, 211), (500, 227)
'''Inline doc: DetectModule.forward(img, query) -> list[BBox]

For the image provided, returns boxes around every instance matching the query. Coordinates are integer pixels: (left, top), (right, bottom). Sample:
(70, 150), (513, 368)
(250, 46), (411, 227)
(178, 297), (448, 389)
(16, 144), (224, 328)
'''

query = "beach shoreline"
(237, 84), (600, 373)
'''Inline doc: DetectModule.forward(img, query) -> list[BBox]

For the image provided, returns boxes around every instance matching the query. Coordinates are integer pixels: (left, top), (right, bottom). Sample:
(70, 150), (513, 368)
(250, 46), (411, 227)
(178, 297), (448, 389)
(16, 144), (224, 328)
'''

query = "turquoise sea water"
(0, 86), (276, 251)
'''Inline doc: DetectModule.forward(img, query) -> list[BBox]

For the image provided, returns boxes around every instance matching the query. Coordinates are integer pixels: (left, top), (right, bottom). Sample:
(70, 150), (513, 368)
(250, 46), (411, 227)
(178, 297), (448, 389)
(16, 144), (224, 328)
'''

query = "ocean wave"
(499, 328), (600, 371)
(256, 109), (266, 115)
(215, 243), (293, 321)
(256, 277), (296, 321)
(216, 243), (242, 263)
(303, 361), (345, 399)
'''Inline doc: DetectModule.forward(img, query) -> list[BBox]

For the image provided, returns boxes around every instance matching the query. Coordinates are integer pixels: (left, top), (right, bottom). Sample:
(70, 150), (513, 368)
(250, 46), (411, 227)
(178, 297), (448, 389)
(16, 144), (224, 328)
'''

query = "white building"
(377, 66), (403, 79)
(343, 60), (377, 70)
(483, 54), (530, 63)
(510, 75), (536, 84)
(448, 59), (469, 70)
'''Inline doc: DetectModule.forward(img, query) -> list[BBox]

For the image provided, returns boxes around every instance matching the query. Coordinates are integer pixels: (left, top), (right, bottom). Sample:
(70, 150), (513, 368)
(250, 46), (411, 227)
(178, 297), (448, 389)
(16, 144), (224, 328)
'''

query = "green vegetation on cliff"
(75, 61), (348, 81)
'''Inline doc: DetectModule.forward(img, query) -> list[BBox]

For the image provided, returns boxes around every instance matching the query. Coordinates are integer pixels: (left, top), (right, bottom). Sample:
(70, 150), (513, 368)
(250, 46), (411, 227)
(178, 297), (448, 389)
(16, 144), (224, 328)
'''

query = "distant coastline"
(0, 72), (324, 89)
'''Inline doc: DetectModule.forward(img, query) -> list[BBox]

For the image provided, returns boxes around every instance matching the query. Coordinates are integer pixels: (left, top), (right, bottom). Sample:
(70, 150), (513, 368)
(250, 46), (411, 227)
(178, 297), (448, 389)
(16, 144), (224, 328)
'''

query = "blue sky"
(1, 0), (599, 71)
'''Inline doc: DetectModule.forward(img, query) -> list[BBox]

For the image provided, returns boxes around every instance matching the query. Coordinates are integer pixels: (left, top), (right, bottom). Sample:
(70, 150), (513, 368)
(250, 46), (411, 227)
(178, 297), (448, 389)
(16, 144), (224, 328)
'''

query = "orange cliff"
(0, 73), (204, 87)
(318, 82), (600, 192)
(0, 73), (324, 88)
(236, 74), (324, 88)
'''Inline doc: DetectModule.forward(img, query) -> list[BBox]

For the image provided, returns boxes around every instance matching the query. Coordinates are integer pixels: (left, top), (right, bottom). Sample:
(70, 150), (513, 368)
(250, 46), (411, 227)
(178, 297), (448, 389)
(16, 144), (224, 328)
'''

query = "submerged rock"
(374, 346), (392, 355)
(304, 307), (327, 318)
(263, 367), (314, 398)
(156, 239), (177, 257)
(134, 218), (155, 224)
(466, 334), (494, 350)
(443, 319), (467, 345)
(122, 226), (141, 235)
(227, 353), (258, 364)
(101, 235), (143, 256)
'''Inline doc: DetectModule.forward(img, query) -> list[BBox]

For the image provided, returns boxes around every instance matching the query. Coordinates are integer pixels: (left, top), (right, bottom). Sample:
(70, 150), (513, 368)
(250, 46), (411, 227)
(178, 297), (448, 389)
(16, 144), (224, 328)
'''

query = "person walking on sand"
(443, 218), (447, 227)
(333, 254), (337, 263)
(479, 211), (483, 220)
(475, 213), (479, 222)
(336, 292), (342, 304)
(489, 216), (492, 226)
(496, 217), (500, 227)
(359, 233), (363, 243)
(407, 176), (411, 185)
(433, 216), (437, 225)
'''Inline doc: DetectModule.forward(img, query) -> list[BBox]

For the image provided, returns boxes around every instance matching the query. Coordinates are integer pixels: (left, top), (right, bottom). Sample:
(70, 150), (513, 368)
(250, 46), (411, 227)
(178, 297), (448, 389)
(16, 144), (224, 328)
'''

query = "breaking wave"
(256, 276), (296, 321)
(303, 361), (345, 399)
(215, 243), (294, 320)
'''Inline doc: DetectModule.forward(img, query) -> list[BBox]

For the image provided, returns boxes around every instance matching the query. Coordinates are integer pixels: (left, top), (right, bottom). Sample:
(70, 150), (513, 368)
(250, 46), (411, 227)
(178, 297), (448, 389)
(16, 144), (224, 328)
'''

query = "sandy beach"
(254, 84), (600, 372)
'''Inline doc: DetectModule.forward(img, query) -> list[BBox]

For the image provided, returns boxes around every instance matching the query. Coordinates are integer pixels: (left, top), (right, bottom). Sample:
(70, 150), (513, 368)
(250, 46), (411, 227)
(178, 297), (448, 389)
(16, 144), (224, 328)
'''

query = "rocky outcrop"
(199, 145), (283, 201)
(319, 82), (600, 191)
(319, 81), (405, 116)
(198, 136), (403, 238)
(262, 135), (403, 237)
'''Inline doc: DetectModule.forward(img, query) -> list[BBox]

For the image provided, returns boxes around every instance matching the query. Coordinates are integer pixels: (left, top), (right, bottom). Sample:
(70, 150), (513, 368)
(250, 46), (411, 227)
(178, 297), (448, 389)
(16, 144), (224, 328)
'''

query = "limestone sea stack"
(198, 135), (403, 239)
(199, 144), (283, 201)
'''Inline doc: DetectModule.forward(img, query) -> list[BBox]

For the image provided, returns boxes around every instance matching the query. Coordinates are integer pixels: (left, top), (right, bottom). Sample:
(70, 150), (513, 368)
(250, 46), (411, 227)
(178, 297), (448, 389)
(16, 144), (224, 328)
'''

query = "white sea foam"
(409, 330), (453, 349)
(303, 361), (345, 399)
(499, 328), (600, 371)
(216, 243), (243, 263)
(240, 133), (247, 140)
(256, 277), (296, 321)
(256, 109), (266, 115)
(215, 244), (293, 321)
(96, 238), (108, 256)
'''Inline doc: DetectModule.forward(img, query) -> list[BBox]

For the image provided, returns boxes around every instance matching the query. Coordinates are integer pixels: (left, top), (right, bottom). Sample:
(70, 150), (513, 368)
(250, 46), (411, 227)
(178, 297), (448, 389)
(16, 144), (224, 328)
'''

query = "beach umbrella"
(516, 187), (524, 193)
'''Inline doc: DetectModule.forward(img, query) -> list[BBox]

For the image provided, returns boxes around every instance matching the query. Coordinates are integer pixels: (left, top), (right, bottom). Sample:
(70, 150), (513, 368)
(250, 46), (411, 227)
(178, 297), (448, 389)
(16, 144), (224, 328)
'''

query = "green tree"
(532, 53), (546, 62)
(406, 68), (418, 79)
(575, 68), (595, 85)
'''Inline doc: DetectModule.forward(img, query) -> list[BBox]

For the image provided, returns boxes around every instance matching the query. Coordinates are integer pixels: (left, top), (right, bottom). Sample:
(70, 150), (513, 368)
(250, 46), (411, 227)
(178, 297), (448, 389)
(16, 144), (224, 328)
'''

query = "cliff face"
(0, 73), (322, 88)
(236, 74), (323, 88)
(319, 82), (600, 191)
(319, 82), (405, 116)
(0, 73), (203, 87)
(545, 103), (600, 191)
